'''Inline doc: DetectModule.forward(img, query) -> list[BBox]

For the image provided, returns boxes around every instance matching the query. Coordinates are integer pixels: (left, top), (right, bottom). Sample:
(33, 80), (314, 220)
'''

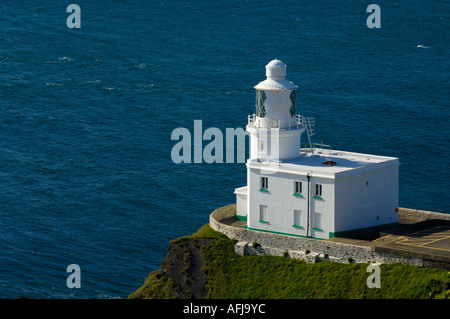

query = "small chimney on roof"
(323, 156), (337, 166)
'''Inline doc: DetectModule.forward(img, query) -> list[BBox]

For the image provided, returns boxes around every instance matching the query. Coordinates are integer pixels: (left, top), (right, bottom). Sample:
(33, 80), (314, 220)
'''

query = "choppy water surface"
(0, 1), (448, 298)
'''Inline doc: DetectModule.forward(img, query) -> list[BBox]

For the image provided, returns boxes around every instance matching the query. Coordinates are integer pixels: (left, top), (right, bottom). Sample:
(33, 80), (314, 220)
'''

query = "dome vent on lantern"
(254, 59), (298, 91)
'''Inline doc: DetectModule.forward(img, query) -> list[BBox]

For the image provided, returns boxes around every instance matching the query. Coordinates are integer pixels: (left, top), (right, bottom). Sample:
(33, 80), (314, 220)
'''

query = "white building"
(235, 59), (400, 240)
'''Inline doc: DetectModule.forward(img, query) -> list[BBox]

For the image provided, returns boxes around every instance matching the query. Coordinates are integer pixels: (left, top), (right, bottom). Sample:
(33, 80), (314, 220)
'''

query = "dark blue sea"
(1, 1), (449, 298)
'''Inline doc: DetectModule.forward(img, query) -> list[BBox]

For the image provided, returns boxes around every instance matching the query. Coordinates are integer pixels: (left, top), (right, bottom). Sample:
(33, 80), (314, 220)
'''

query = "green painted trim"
(328, 232), (335, 239)
(292, 225), (303, 228)
(313, 195), (323, 200)
(312, 227), (324, 231)
(236, 214), (247, 221)
(259, 220), (269, 223)
(259, 188), (269, 192)
(246, 226), (326, 240)
(293, 193), (303, 197)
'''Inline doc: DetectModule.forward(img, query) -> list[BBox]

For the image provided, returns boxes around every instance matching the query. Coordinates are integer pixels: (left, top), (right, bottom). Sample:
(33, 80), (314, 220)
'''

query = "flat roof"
(247, 148), (400, 178)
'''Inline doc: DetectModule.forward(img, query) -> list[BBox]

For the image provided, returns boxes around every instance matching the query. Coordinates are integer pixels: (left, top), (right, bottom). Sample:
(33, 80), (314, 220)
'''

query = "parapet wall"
(209, 204), (448, 266)
(398, 207), (450, 223)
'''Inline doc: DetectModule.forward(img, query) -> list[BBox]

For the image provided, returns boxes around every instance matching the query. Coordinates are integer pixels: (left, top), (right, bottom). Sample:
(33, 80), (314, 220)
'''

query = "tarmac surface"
(327, 219), (450, 264)
(370, 221), (450, 263)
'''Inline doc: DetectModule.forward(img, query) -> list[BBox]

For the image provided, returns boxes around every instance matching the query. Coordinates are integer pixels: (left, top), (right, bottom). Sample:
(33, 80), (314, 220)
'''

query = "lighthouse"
(235, 60), (400, 239)
(247, 59), (305, 161)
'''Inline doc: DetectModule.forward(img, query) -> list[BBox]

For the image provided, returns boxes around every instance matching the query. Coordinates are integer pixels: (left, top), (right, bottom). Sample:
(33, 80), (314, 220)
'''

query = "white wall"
(309, 175), (335, 239)
(234, 186), (248, 219)
(334, 164), (400, 233)
(246, 163), (399, 238)
(247, 127), (303, 161)
(247, 169), (333, 239)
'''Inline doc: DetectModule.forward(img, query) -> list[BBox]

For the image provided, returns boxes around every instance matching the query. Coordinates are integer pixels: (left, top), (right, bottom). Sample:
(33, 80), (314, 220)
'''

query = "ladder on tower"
(302, 117), (316, 156)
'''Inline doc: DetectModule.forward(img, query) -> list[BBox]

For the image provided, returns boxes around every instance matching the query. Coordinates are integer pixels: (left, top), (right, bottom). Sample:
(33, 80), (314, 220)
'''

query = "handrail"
(247, 113), (303, 129)
(301, 143), (332, 155)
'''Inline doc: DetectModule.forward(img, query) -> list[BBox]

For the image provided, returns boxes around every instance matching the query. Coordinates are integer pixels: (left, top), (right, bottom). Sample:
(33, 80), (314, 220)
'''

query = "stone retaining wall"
(209, 204), (448, 266)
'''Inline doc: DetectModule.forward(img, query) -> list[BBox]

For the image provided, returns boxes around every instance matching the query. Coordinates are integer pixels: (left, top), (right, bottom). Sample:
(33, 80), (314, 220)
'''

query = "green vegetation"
(129, 224), (449, 299)
(129, 270), (181, 299)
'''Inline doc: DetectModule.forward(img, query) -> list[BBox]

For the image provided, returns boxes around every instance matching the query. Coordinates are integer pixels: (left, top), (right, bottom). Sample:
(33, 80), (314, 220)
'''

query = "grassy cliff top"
(129, 224), (449, 299)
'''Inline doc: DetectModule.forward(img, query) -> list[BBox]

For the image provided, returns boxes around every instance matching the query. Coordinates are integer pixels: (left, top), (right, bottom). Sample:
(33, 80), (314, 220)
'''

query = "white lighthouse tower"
(235, 60), (400, 240)
(247, 59), (305, 161)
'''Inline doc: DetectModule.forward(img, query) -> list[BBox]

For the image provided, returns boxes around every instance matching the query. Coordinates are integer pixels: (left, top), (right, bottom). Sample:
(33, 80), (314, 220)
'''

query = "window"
(293, 210), (302, 228)
(313, 212), (322, 231)
(293, 181), (302, 196)
(314, 184), (323, 199)
(259, 205), (268, 223)
(260, 177), (268, 191)
(315, 184), (322, 196)
(255, 90), (267, 118)
(289, 90), (296, 117)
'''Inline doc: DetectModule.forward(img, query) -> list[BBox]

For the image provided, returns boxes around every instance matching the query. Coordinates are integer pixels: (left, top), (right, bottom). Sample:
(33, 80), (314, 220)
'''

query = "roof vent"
(323, 157), (337, 166)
